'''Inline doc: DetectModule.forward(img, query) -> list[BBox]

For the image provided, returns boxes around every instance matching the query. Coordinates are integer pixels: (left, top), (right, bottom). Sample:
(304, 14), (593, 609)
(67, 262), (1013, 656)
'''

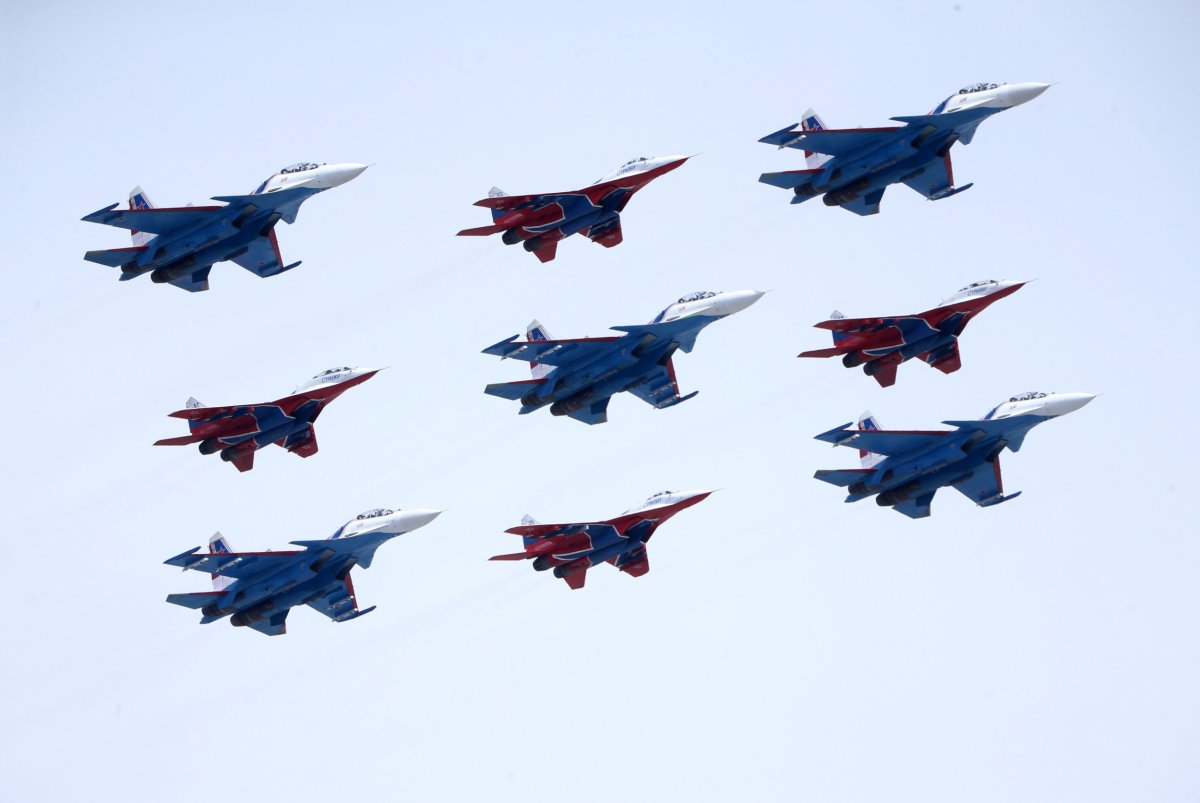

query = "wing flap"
(814, 426), (949, 455)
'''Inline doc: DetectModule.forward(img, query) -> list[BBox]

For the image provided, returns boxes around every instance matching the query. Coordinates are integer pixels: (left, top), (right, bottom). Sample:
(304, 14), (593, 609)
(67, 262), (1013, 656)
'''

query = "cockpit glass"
(312, 367), (352, 379)
(956, 280), (997, 292)
(1008, 391), (1047, 402)
(280, 162), (319, 174)
(356, 508), (394, 520)
(958, 82), (999, 94)
(677, 291), (716, 304)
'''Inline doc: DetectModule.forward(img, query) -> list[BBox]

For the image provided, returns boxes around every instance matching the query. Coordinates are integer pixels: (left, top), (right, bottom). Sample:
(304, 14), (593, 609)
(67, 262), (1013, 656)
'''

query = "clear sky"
(2, 1), (1198, 800)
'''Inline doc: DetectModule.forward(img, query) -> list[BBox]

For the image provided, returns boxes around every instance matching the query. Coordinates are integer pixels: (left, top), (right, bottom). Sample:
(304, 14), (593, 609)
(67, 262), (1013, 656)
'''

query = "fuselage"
(791, 82), (1048, 206)
(188, 367), (379, 464)
(518, 290), (762, 415)
(530, 491), (712, 575)
(502, 155), (688, 250)
(848, 392), (1094, 507)
(94, 162), (366, 284)
(197, 507), (441, 629)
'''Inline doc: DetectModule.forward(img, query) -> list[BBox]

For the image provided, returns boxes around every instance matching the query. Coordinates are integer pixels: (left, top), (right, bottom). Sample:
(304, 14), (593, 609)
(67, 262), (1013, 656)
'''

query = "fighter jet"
(758, 82), (1049, 215)
(814, 392), (1095, 518)
(456, 155), (690, 263)
(154, 367), (379, 472)
(165, 507), (443, 636)
(483, 290), (763, 424)
(799, 279), (1027, 387)
(82, 162), (367, 291)
(490, 490), (711, 589)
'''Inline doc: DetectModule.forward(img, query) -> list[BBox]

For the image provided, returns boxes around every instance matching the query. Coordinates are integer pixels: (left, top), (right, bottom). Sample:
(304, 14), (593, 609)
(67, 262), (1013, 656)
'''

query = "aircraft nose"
(1047, 392), (1096, 416)
(717, 289), (767, 316)
(400, 508), (444, 531)
(1004, 82), (1050, 107)
(329, 163), (369, 186)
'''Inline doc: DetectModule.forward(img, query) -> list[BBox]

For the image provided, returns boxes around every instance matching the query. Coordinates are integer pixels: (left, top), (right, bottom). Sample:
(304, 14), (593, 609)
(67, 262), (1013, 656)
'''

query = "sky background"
(2, 1), (1198, 800)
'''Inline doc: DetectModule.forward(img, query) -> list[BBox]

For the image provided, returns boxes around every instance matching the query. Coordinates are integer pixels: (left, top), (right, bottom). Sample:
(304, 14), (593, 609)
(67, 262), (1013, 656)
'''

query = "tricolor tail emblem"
(526, 320), (553, 380)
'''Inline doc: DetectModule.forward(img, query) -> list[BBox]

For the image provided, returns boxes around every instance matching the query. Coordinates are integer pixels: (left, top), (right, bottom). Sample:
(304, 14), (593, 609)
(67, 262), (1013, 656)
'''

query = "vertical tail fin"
(827, 310), (850, 344)
(488, 186), (508, 222)
(526, 320), (554, 380)
(519, 515), (541, 548)
(800, 109), (832, 169)
(208, 532), (234, 591)
(857, 411), (885, 469)
(129, 186), (156, 246)
(185, 397), (206, 433)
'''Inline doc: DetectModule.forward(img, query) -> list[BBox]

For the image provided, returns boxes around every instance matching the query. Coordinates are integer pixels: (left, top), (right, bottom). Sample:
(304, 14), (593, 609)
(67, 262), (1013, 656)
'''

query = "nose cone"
(1045, 392), (1096, 417)
(326, 163), (369, 187)
(1003, 82), (1050, 108)
(679, 489), (714, 506)
(714, 289), (766, 317)
(396, 508), (444, 532)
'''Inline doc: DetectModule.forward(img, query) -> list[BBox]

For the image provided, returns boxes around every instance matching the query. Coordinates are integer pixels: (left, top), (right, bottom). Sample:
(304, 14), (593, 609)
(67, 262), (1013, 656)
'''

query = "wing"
(814, 424), (950, 455)
(949, 460), (1015, 507)
(625, 360), (698, 410)
(163, 547), (303, 580)
(839, 187), (885, 216)
(305, 574), (377, 623)
(229, 231), (301, 278)
(81, 203), (224, 234)
(759, 125), (903, 155)
(893, 491), (936, 519)
(903, 153), (957, 199)
(566, 396), (610, 425)
(922, 340), (962, 374)
(584, 217), (623, 248)
(247, 610), (290, 636)
(165, 264), (214, 293)
(612, 544), (650, 578)
(280, 426), (318, 458)
(482, 334), (622, 367)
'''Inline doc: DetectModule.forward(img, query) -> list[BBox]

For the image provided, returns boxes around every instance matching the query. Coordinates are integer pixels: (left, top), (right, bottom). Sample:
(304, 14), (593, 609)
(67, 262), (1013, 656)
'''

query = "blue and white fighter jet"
(82, 162), (367, 291)
(759, 82), (1049, 215)
(165, 507), (442, 636)
(483, 290), (764, 424)
(814, 391), (1094, 518)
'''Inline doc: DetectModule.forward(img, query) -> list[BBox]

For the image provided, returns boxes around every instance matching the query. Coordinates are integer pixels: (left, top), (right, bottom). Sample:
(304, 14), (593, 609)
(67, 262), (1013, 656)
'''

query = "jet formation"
(799, 279), (1027, 387)
(154, 367), (379, 472)
(457, 155), (690, 262)
(758, 82), (1049, 215)
(82, 162), (367, 291)
(490, 491), (711, 589)
(483, 290), (763, 424)
(165, 507), (443, 636)
(813, 392), (1095, 518)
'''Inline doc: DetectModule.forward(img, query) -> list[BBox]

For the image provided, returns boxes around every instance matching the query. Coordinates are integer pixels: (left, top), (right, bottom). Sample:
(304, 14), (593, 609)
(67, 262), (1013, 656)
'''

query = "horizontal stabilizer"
(484, 378), (544, 400)
(489, 551), (533, 561)
(813, 422), (857, 446)
(798, 346), (846, 359)
(165, 590), (224, 609)
(84, 245), (147, 267)
(813, 468), (871, 487)
(457, 223), (508, 237)
(758, 169), (822, 190)
(154, 434), (202, 446)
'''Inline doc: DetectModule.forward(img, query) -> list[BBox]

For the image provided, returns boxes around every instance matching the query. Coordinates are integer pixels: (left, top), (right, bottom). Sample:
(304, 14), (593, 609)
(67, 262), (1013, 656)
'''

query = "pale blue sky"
(2, 1), (1198, 801)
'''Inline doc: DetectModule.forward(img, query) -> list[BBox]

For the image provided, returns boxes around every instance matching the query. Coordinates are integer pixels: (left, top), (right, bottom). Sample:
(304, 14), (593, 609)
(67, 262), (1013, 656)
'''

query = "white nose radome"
(324, 163), (369, 187)
(714, 289), (766, 316)
(1002, 82), (1050, 108)
(398, 509), (444, 532)
(1044, 392), (1095, 417)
